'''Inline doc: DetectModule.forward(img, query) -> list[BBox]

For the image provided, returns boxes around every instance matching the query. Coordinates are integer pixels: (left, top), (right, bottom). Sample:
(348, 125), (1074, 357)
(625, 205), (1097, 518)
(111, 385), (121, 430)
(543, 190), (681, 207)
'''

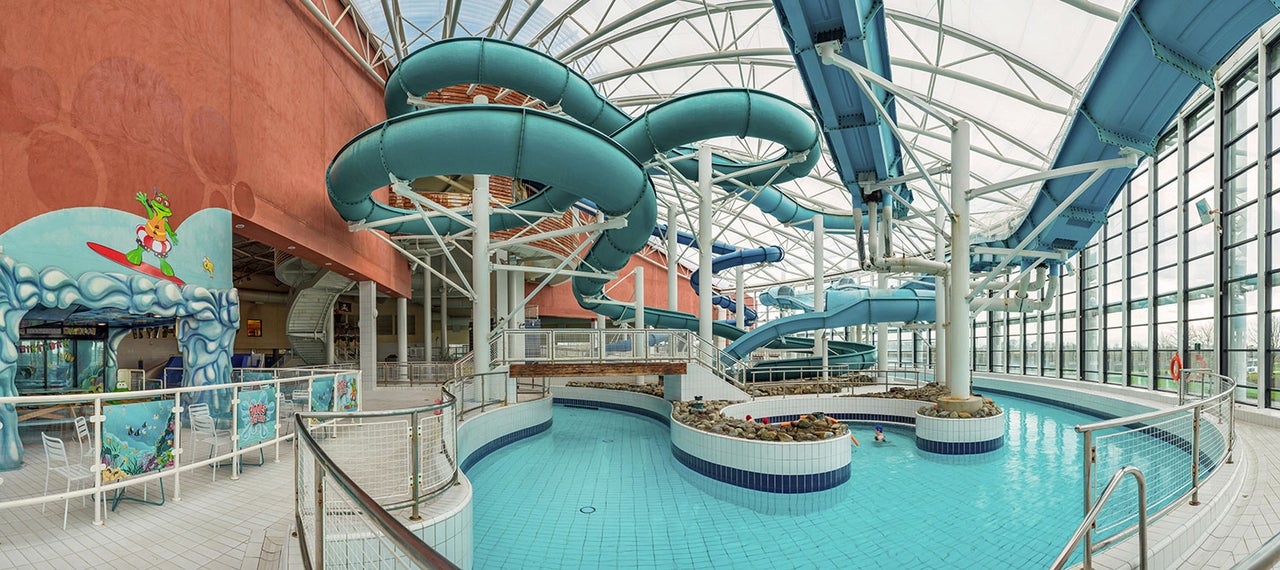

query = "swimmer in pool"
(874, 424), (886, 442)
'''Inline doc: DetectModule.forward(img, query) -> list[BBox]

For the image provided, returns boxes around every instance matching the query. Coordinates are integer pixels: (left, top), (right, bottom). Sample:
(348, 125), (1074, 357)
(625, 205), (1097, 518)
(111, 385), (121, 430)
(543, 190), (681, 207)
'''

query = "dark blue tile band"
(553, 397), (670, 426)
(460, 419), (552, 473)
(671, 445), (850, 493)
(762, 413), (916, 426)
(915, 435), (1005, 455)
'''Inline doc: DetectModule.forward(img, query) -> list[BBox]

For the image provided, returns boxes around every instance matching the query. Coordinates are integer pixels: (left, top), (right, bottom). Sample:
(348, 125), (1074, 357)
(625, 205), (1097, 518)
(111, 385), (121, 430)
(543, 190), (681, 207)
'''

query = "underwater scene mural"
(101, 400), (176, 483)
(335, 372), (358, 412)
(311, 376), (334, 413)
(236, 386), (277, 448)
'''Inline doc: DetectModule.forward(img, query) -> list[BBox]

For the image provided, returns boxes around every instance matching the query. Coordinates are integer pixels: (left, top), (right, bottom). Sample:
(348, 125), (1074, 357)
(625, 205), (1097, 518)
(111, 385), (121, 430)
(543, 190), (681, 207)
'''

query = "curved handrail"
(1051, 466), (1148, 570)
(1231, 529), (1280, 570)
(1073, 369), (1234, 433)
(294, 414), (460, 570)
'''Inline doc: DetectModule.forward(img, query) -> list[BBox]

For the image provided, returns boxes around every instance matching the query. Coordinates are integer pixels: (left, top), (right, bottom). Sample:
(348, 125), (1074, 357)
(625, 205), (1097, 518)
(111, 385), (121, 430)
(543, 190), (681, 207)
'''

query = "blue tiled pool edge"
(460, 419), (552, 473)
(552, 397), (670, 426)
(670, 444), (851, 493)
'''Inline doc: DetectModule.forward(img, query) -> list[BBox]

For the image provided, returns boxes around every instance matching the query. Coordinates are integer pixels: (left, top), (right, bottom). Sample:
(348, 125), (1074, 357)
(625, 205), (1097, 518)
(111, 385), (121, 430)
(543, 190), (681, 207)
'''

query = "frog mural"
(125, 187), (179, 277)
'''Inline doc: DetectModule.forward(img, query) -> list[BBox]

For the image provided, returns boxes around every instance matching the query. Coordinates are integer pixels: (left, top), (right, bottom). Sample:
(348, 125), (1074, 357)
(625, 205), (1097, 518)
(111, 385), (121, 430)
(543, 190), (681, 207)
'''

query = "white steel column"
(509, 268), (525, 366)
(473, 173), (491, 375)
(439, 259), (449, 360)
(496, 252), (509, 334)
(396, 297), (408, 381)
(423, 260), (432, 362)
(735, 266), (745, 327)
(697, 145), (714, 346)
(667, 209), (678, 311)
(325, 306), (335, 365)
(634, 266), (646, 329)
(948, 120), (973, 400)
(358, 280), (377, 391)
(814, 214), (827, 379)
(877, 273), (889, 368)
(935, 208), (947, 382)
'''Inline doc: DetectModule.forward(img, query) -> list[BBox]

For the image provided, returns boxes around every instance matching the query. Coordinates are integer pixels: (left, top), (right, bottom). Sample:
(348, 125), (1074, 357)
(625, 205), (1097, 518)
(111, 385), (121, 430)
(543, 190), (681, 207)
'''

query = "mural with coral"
(236, 386), (277, 448)
(101, 400), (176, 483)
(335, 372), (359, 412)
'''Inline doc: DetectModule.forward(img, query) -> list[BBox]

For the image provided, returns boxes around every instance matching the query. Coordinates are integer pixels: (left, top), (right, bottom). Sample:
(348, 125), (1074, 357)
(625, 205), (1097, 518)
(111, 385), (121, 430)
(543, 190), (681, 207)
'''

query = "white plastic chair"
(73, 416), (96, 465)
(189, 403), (232, 481)
(41, 433), (91, 529)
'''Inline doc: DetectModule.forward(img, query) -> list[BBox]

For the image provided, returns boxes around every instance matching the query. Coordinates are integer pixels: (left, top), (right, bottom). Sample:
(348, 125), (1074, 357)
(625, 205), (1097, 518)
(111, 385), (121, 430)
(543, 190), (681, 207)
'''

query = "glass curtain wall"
(954, 30), (1280, 410)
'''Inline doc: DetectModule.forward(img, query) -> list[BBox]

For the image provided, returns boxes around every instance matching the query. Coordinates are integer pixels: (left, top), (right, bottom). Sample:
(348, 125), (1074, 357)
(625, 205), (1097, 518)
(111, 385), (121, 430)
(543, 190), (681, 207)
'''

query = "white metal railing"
(375, 362), (455, 386)
(1052, 466), (1149, 570)
(493, 328), (697, 365)
(452, 353), (475, 379)
(294, 409), (459, 569)
(0, 368), (360, 524)
(1066, 368), (1235, 568)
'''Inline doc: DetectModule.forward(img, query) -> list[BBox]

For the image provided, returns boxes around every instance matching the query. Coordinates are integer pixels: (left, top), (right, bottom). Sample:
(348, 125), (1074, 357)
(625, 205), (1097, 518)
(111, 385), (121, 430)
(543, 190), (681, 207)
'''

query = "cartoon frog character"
(125, 187), (179, 276)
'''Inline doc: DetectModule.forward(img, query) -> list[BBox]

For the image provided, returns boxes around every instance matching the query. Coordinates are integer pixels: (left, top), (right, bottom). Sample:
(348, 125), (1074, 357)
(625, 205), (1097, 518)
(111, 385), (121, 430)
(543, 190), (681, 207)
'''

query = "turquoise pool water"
(465, 394), (1185, 569)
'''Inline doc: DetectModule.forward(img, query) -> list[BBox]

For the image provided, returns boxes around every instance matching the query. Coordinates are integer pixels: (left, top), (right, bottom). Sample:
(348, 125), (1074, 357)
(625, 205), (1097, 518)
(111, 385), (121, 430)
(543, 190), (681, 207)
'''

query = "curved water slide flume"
(689, 246), (785, 327)
(330, 37), (826, 337)
(652, 224), (783, 327)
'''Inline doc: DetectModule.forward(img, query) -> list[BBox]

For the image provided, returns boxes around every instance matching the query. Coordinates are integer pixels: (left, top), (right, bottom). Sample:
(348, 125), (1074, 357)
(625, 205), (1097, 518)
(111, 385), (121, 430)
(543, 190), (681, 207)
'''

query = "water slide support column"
(473, 159), (491, 377)
(935, 208), (946, 383)
(325, 305), (335, 365)
(496, 252), (509, 335)
(439, 258), (448, 361)
(423, 259), (432, 363)
(397, 296), (408, 382)
(944, 120), (975, 407)
(876, 273), (888, 370)
(597, 209), (607, 330)
(509, 268), (524, 382)
(698, 145), (714, 353)
(814, 214), (827, 380)
(359, 280), (377, 393)
(667, 209), (678, 311)
(634, 266), (645, 329)
(735, 266), (745, 328)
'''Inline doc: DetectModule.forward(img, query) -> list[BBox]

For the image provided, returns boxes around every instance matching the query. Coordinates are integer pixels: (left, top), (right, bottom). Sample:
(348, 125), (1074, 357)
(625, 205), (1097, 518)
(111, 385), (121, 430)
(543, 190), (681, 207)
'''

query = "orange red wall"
(527, 246), (754, 323)
(0, 0), (410, 296)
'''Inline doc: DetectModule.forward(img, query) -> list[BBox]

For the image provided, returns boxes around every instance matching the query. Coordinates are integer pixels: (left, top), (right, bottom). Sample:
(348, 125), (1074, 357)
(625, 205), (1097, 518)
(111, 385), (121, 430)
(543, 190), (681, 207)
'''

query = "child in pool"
(874, 424), (886, 442)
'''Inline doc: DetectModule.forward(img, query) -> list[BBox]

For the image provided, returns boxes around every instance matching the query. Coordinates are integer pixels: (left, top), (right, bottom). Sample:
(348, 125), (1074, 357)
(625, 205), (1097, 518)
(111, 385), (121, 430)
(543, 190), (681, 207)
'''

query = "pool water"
(465, 394), (1182, 569)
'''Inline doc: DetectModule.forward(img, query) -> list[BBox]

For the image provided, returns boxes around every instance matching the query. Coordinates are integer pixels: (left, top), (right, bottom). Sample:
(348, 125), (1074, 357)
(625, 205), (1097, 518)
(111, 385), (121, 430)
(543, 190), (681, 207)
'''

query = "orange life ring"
(1170, 354), (1183, 383)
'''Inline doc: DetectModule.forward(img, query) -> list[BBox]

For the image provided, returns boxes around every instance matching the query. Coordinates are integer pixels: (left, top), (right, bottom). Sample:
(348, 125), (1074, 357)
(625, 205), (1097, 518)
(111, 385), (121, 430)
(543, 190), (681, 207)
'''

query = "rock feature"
(745, 382), (851, 397)
(856, 382), (1004, 419)
(671, 400), (848, 442)
(565, 380), (664, 397)
(918, 397), (1002, 419)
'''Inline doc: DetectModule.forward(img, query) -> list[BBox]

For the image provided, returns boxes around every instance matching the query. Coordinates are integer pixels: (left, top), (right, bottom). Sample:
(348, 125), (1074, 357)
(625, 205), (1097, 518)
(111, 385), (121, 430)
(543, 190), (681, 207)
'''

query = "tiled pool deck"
(0, 385), (1275, 569)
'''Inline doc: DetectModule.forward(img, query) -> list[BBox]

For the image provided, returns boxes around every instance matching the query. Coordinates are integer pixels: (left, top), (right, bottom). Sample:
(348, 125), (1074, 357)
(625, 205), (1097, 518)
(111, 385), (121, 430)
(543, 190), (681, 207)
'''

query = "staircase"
(277, 253), (353, 365)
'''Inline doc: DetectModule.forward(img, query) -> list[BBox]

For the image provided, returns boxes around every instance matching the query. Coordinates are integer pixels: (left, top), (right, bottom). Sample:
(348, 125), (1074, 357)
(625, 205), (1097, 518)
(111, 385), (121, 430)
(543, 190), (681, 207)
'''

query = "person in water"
(874, 424), (886, 442)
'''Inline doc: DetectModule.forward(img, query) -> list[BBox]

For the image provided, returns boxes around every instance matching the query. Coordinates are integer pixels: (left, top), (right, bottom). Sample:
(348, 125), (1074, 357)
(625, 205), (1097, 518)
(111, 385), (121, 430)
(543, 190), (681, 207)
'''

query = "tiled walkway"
(0, 385), (1276, 569)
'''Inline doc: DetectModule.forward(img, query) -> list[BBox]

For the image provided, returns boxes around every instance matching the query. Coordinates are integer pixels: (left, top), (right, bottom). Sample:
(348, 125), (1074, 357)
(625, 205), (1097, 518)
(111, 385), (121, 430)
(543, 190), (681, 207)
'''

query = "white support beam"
(947, 121), (972, 399)
(359, 281), (377, 393)
(966, 155), (1141, 200)
(698, 144), (714, 346)
(667, 208), (679, 312)
(489, 217), (627, 249)
(634, 266), (646, 329)
(396, 297), (408, 381)
(491, 264), (617, 281)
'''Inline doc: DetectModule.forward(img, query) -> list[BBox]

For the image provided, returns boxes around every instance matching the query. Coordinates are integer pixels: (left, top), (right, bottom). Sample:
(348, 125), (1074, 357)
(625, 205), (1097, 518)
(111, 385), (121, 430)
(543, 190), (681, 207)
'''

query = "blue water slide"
(973, 1), (1278, 267)
(725, 286), (936, 375)
(651, 224), (736, 255)
(331, 37), (830, 345)
(772, 0), (902, 214)
(688, 246), (785, 326)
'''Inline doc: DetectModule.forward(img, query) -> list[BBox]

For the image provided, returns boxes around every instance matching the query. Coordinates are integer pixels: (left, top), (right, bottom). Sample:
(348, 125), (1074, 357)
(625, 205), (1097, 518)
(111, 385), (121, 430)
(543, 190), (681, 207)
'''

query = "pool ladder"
(1050, 465), (1148, 570)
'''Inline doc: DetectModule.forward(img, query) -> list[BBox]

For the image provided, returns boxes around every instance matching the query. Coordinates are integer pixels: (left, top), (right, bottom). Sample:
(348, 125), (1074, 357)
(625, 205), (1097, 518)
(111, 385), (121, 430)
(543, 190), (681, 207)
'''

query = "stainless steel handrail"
(1051, 466), (1148, 570)
(294, 414), (460, 570)
(1072, 369), (1235, 567)
(1231, 529), (1280, 570)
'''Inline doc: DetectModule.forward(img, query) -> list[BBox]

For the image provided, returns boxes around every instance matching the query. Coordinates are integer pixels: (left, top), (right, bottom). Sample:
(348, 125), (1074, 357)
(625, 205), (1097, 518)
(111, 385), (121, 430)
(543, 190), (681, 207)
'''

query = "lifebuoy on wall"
(1170, 353), (1183, 383)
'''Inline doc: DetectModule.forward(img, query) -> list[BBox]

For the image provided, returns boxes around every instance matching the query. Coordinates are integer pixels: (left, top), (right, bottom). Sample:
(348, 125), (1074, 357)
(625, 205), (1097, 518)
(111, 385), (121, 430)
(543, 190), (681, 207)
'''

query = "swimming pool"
(465, 394), (1184, 569)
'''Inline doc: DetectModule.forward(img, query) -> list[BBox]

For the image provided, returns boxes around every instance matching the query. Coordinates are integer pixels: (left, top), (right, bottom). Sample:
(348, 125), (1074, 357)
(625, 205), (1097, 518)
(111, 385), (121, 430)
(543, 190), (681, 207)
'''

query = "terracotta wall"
(527, 246), (753, 323)
(0, 0), (409, 295)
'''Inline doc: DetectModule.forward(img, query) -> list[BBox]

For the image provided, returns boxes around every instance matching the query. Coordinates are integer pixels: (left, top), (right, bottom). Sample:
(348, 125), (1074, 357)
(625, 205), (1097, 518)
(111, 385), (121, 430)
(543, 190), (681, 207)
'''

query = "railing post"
(1190, 405), (1202, 506)
(410, 410), (422, 521)
(173, 393), (183, 501)
(1083, 429), (1094, 568)
(92, 397), (103, 525)
(1227, 389), (1235, 464)
(314, 455), (325, 569)
(231, 385), (241, 481)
